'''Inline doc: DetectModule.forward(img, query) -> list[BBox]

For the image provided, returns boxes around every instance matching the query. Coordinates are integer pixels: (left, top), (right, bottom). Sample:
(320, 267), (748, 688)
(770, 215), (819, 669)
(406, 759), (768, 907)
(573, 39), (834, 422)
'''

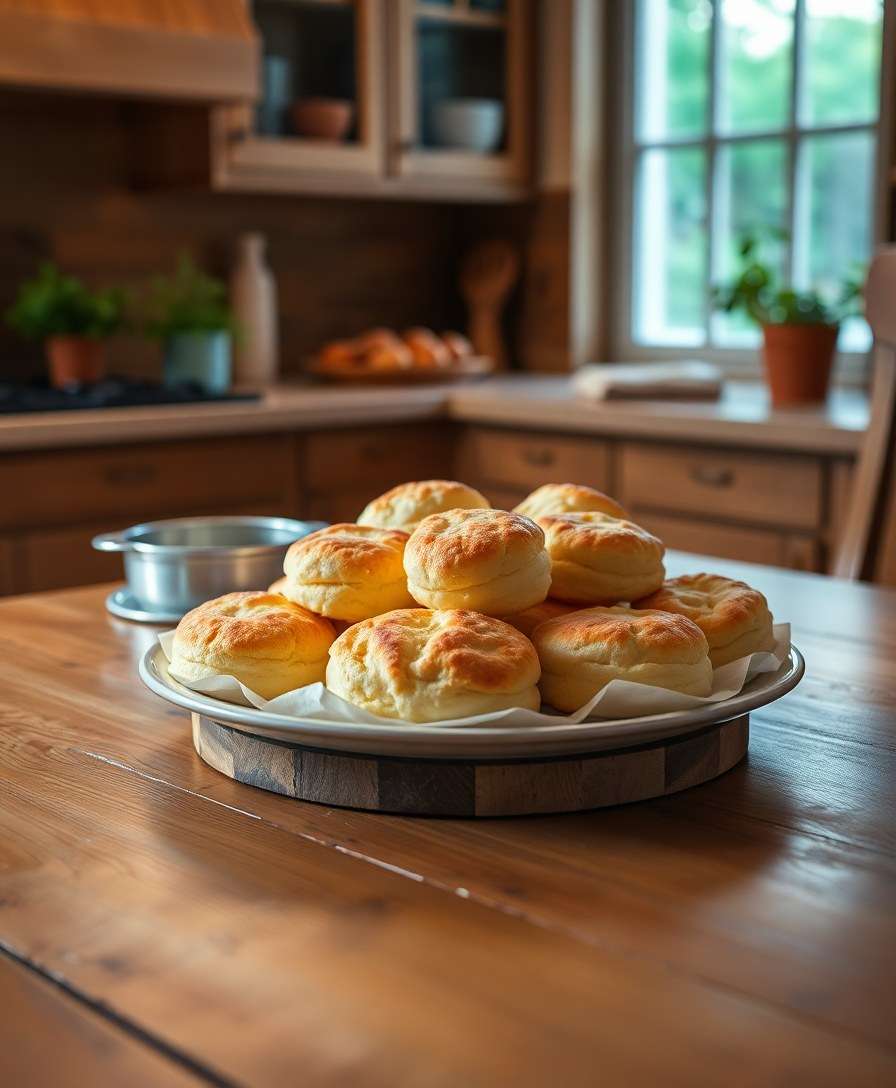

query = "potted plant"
(712, 234), (862, 407)
(143, 255), (236, 393)
(6, 263), (125, 388)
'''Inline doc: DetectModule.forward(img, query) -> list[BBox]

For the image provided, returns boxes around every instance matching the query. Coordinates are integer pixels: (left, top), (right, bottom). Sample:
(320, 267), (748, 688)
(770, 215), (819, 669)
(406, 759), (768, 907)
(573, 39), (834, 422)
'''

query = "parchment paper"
(157, 623), (791, 729)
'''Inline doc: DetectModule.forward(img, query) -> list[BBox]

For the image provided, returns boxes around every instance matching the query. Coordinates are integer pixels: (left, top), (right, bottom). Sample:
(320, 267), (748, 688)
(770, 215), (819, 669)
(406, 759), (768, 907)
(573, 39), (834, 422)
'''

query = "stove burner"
(0, 378), (260, 414)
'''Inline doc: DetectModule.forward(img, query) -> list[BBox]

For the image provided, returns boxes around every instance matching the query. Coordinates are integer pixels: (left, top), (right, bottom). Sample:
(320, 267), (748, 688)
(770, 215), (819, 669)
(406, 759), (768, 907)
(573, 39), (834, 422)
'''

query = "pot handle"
(91, 531), (131, 553)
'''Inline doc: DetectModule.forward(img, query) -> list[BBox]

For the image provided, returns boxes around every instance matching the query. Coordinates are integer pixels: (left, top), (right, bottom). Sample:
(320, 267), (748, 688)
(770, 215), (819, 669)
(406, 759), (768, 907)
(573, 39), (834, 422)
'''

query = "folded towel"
(573, 361), (722, 401)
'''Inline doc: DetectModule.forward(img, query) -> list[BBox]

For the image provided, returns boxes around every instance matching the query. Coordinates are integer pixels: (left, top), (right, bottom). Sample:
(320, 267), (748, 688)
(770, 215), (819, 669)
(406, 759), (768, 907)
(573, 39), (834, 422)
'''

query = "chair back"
(834, 247), (896, 582)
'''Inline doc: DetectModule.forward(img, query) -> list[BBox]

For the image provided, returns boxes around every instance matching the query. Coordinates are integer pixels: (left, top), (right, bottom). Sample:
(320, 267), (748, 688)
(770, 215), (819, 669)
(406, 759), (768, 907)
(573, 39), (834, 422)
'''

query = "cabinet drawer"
(631, 510), (822, 572)
(16, 524), (124, 593)
(0, 435), (295, 531)
(457, 428), (611, 492)
(620, 444), (822, 531)
(479, 486), (528, 512)
(0, 538), (16, 596)
(305, 426), (450, 494)
(13, 503), (286, 595)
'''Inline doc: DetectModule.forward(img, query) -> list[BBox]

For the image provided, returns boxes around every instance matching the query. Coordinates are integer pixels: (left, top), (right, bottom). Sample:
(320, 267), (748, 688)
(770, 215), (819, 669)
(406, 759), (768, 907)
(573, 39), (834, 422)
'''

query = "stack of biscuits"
(170, 479), (776, 722)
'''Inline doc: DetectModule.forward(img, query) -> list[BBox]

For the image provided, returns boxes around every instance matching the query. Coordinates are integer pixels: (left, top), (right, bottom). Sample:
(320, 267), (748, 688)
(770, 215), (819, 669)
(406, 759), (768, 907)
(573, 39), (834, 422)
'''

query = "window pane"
(802, 0), (882, 126)
(634, 147), (707, 345)
(718, 0), (795, 134)
(637, 0), (711, 141)
(796, 131), (874, 350)
(711, 139), (788, 346)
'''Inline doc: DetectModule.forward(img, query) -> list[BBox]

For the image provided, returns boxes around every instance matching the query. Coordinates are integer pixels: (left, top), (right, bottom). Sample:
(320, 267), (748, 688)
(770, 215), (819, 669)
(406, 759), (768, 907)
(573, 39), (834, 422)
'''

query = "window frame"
(609, 0), (895, 381)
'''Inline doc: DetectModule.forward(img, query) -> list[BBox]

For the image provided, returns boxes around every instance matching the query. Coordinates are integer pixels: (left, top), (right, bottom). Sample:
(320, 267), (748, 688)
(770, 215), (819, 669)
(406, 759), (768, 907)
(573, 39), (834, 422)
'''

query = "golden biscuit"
(170, 590), (335, 700)
(503, 598), (580, 639)
(358, 479), (490, 532)
(404, 507), (551, 615)
(538, 512), (665, 604)
(533, 606), (712, 711)
(635, 573), (776, 668)
(283, 523), (414, 622)
(326, 608), (541, 721)
(515, 483), (627, 521)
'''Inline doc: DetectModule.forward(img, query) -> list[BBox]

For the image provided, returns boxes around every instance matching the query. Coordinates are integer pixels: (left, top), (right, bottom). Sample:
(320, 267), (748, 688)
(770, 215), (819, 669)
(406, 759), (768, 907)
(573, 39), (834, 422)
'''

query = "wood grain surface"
(0, 554), (894, 1085)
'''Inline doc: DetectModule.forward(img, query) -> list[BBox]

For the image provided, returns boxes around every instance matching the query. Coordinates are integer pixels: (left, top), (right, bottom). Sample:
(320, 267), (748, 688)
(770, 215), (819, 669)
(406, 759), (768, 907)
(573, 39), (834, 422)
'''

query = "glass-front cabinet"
(217, 0), (384, 189)
(211, 0), (531, 199)
(390, 0), (530, 193)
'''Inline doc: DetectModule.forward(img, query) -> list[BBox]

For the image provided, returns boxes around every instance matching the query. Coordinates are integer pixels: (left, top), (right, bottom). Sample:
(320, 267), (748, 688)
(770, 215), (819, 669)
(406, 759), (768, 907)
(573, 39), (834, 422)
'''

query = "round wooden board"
(192, 712), (750, 817)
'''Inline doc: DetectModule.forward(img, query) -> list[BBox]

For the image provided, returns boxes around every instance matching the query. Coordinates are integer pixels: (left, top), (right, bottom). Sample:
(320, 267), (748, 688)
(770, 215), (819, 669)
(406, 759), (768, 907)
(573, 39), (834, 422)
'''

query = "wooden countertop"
(1, 559), (894, 1085)
(0, 376), (869, 455)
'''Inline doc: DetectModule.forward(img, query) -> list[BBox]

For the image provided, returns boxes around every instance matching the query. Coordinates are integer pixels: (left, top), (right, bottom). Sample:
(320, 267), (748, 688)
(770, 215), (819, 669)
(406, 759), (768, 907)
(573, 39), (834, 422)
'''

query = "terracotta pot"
(761, 323), (838, 408)
(290, 98), (353, 142)
(46, 335), (107, 388)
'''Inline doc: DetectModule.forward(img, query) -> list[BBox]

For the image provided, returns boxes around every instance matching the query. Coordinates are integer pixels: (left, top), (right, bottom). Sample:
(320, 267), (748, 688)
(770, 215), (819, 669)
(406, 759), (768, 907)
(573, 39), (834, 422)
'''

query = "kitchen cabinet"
(0, 424), (454, 596)
(0, 0), (258, 102)
(0, 435), (298, 596)
(455, 427), (612, 492)
(0, 416), (856, 596)
(215, 0), (386, 192)
(302, 423), (453, 522)
(618, 444), (823, 532)
(389, 0), (531, 197)
(0, 435), (297, 530)
(457, 424), (849, 574)
(137, 0), (534, 201)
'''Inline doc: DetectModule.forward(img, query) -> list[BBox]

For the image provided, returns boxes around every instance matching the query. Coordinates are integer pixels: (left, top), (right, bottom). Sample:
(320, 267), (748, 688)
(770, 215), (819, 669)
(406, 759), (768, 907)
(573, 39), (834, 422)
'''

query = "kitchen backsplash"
(0, 93), (464, 381)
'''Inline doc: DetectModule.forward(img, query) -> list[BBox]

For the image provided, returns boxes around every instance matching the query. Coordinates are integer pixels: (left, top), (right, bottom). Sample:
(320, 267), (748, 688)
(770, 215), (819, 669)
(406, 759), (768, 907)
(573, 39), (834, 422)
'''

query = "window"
(625, 0), (884, 356)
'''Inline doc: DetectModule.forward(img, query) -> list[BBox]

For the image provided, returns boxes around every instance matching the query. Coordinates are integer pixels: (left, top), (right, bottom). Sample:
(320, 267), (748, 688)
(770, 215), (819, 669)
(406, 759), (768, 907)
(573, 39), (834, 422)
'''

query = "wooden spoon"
(459, 240), (520, 370)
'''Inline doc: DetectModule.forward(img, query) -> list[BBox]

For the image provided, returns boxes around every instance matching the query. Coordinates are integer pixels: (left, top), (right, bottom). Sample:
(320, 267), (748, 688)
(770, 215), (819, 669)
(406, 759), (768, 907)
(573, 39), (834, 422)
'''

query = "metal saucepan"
(93, 516), (325, 617)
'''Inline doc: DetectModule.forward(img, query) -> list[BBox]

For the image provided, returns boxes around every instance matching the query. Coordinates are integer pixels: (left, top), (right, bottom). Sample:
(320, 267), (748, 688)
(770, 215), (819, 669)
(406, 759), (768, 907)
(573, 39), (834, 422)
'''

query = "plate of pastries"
(141, 480), (803, 759)
(309, 327), (493, 383)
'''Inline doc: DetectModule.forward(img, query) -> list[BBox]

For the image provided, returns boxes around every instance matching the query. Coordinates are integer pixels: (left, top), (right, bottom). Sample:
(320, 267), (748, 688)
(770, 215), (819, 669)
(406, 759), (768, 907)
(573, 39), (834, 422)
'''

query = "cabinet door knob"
(522, 448), (555, 468)
(103, 464), (157, 486)
(360, 443), (387, 461)
(690, 465), (734, 488)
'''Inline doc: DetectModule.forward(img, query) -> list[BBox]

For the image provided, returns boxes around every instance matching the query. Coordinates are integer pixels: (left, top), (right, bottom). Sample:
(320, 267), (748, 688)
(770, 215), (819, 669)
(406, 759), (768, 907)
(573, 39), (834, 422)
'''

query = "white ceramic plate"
(139, 643), (804, 760)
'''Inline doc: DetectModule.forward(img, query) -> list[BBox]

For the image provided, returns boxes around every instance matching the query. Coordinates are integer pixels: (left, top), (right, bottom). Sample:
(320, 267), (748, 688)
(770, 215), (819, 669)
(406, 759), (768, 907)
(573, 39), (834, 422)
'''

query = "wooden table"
(1, 558), (894, 1086)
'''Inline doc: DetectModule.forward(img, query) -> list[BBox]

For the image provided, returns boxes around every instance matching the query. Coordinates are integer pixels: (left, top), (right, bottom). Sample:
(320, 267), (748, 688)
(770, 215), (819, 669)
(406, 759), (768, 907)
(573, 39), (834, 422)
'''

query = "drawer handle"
(359, 443), (389, 461)
(103, 465), (157, 486)
(690, 465), (734, 488)
(522, 448), (555, 468)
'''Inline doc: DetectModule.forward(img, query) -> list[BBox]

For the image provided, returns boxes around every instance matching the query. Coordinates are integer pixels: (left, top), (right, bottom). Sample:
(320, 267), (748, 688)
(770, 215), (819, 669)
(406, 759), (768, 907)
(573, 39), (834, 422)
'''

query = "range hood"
(0, 1), (258, 102)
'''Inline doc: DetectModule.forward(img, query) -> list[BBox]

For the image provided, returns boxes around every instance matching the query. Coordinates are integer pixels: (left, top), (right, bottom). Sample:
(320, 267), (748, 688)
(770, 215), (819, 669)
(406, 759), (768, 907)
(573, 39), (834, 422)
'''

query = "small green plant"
(142, 255), (234, 339)
(6, 263), (125, 340)
(712, 234), (863, 327)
